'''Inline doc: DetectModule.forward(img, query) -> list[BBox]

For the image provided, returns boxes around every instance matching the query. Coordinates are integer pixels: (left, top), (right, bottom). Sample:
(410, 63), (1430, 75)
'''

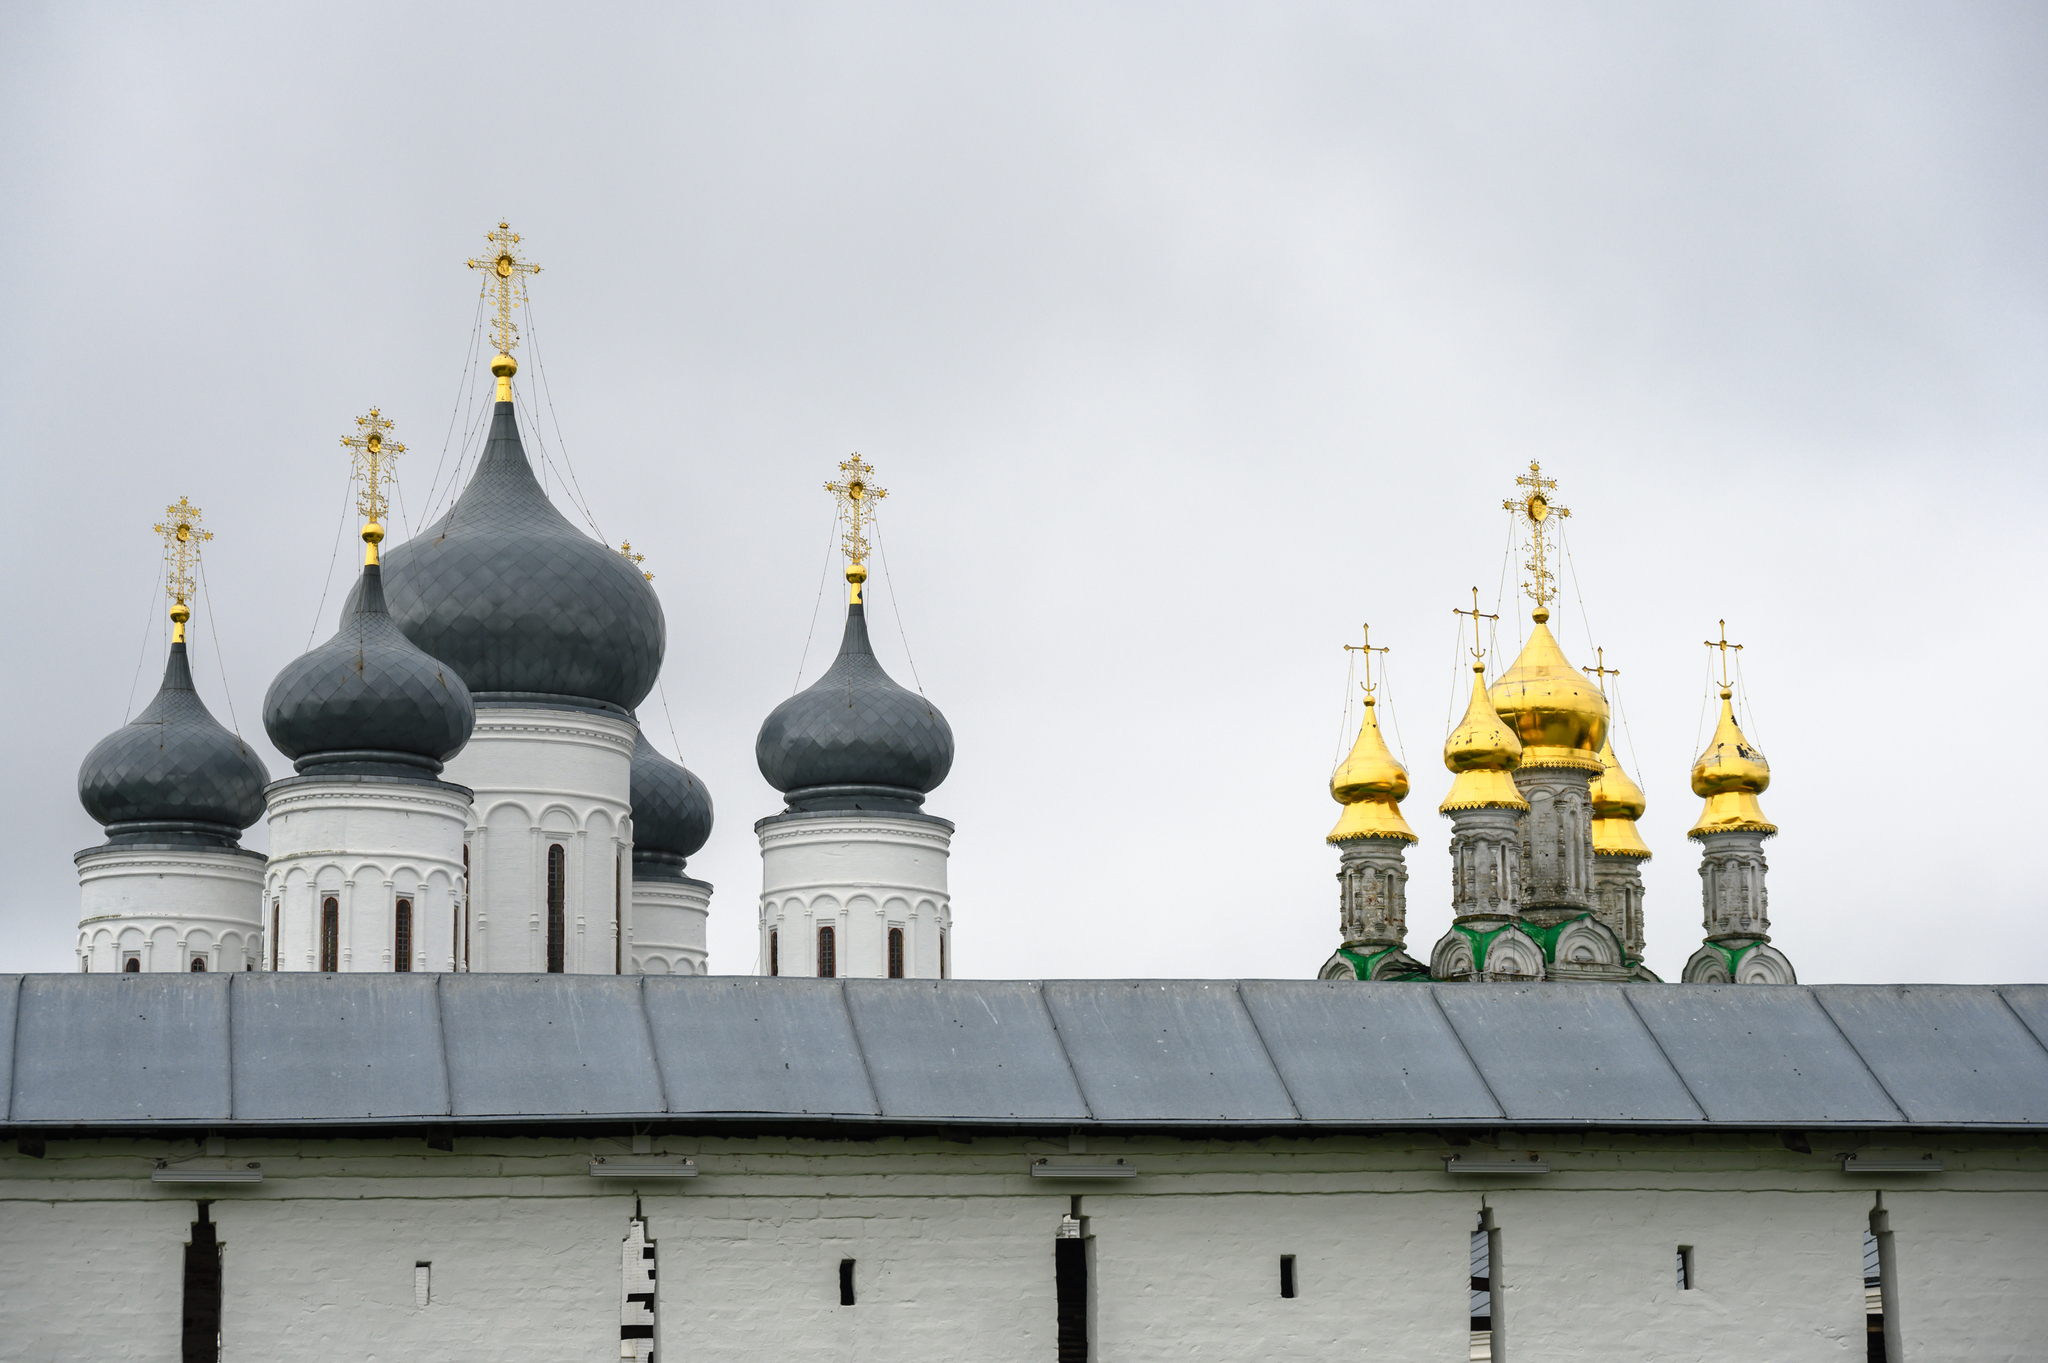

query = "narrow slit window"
(1055, 1209), (1088, 1363)
(839, 1258), (856, 1306)
(546, 844), (567, 973)
(183, 1202), (222, 1362)
(888, 927), (904, 978)
(1676, 1246), (1694, 1290)
(414, 1262), (431, 1309)
(459, 844), (469, 972)
(394, 898), (413, 972)
(769, 929), (779, 977)
(940, 929), (949, 979)
(1279, 1254), (1297, 1299)
(320, 897), (340, 973)
(270, 898), (280, 972)
(818, 925), (836, 978)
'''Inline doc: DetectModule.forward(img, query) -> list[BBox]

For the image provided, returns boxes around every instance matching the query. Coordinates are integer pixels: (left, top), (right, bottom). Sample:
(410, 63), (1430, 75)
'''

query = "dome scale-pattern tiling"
(265, 563), (475, 777)
(77, 643), (269, 843)
(757, 602), (953, 810)
(363, 400), (665, 713)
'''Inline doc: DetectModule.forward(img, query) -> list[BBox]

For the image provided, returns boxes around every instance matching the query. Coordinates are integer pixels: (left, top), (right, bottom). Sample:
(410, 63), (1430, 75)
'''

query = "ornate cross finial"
(467, 220), (542, 397)
(1704, 619), (1743, 692)
(1451, 586), (1500, 667)
(1582, 646), (1620, 695)
(1343, 623), (1390, 698)
(341, 408), (404, 527)
(1501, 461), (1571, 615)
(618, 540), (652, 581)
(824, 454), (888, 604)
(152, 497), (212, 643)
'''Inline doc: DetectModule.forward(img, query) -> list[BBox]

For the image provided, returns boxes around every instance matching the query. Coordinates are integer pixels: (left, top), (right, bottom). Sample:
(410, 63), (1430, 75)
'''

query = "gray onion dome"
(264, 563), (474, 778)
(756, 601), (953, 812)
(630, 717), (713, 879)
(77, 643), (269, 846)
(362, 400), (664, 714)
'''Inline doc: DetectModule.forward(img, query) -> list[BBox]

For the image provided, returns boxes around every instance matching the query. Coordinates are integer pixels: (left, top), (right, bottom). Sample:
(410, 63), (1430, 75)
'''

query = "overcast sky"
(4, 3), (2043, 982)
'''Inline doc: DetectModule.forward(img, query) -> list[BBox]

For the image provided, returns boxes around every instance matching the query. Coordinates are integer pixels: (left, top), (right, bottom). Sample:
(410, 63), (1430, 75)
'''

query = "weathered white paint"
(263, 775), (471, 972)
(3, 1131), (2041, 1361)
(75, 843), (266, 973)
(448, 705), (634, 974)
(757, 809), (952, 977)
(631, 874), (710, 975)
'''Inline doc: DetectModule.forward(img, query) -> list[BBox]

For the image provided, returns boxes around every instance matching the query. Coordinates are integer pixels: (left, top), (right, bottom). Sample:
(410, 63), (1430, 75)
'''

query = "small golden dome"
(1688, 689), (1775, 838)
(1589, 735), (1652, 858)
(1327, 698), (1417, 844)
(1489, 614), (1608, 772)
(1440, 664), (1528, 813)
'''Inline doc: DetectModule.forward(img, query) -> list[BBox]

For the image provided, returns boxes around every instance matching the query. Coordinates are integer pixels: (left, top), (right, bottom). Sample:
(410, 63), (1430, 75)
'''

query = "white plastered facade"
(756, 809), (953, 978)
(263, 775), (471, 973)
(2, 1131), (2044, 1362)
(448, 705), (634, 975)
(630, 875), (711, 975)
(74, 844), (266, 973)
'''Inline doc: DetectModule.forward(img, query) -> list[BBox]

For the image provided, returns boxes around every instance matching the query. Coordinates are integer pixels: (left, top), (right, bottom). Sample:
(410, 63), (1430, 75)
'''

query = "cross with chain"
(1704, 619), (1743, 690)
(341, 408), (404, 528)
(153, 498), (212, 642)
(1582, 646), (1620, 695)
(1452, 586), (1499, 665)
(1343, 623), (1389, 698)
(467, 221), (542, 362)
(1501, 461), (1571, 611)
(618, 540), (652, 581)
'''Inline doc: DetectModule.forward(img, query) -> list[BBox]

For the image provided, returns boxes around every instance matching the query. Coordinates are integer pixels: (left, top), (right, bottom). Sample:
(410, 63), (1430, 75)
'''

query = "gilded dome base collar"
(1513, 747), (1605, 773)
(1439, 768), (1529, 813)
(1326, 799), (1418, 845)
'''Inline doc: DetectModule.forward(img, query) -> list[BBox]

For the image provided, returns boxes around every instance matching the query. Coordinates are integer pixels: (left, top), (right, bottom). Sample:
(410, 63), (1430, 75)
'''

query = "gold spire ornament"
(1328, 625), (1417, 844)
(825, 454), (888, 605)
(1689, 621), (1775, 838)
(153, 498), (212, 644)
(1502, 460), (1571, 617)
(467, 221), (542, 401)
(1580, 649), (1652, 858)
(618, 540), (653, 581)
(1441, 591), (1527, 812)
(341, 408), (404, 565)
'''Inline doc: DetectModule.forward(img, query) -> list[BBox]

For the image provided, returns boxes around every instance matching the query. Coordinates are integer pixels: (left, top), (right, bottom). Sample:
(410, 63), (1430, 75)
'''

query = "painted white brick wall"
(2, 1133), (2043, 1360)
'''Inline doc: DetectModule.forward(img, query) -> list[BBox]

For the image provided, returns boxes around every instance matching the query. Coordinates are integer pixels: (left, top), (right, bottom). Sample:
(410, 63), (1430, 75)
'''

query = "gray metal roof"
(4, 976), (2047, 1133)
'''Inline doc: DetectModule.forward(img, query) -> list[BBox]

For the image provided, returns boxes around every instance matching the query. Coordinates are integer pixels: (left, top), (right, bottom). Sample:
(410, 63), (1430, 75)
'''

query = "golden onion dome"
(1488, 608), (1608, 772)
(1327, 698), (1418, 844)
(1439, 664), (1528, 813)
(1688, 688), (1775, 838)
(1589, 734), (1652, 859)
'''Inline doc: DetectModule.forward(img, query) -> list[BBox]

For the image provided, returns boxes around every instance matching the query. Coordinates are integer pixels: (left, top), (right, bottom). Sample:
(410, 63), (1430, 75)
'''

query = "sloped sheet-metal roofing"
(3, 975), (2046, 1132)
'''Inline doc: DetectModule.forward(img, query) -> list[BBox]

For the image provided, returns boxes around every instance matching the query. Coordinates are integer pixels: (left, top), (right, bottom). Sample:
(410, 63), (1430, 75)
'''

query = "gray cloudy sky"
(4, 3), (2043, 982)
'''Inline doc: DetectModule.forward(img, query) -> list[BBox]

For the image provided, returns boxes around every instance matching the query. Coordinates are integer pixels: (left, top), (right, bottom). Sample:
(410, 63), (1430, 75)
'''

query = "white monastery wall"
(2, 1131), (2041, 1361)
(75, 845), (265, 973)
(757, 811), (952, 977)
(451, 706), (633, 974)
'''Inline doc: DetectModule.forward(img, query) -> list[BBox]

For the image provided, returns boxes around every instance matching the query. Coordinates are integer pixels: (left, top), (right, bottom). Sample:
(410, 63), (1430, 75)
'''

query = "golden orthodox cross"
(341, 408), (404, 526)
(467, 221), (542, 360)
(618, 540), (652, 581)
(1452, 586), (1499, 665)
(152, 498), (212, 642)
(1343, 623), (1389, 698)
(825, 454), (888, 570)
(1704, 620), (1743, 690)
(1502, 461), (1571, 610)
(1582, 646), (1620, 695)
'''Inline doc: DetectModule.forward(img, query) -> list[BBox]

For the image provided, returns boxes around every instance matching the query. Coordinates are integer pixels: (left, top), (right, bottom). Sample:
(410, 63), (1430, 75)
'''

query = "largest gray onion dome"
(630, 716), (713, 880)
(265, 562), (475, 779)
(363, 399), (665, 714)
(77, 642), (269, 846)
(756, 601), (953, 812)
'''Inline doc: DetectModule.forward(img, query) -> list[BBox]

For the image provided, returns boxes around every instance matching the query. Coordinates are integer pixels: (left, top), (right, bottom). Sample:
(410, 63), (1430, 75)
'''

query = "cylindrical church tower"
(755, 457), (954, 980)
(1318, 648), (1425, 981)
(628, 718), (714, 975)
(1429, 661), (1545, 982)
(1681, 665), (1795, 984)
(263, 500), (475, 974)
(76, 503), (268, 973)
